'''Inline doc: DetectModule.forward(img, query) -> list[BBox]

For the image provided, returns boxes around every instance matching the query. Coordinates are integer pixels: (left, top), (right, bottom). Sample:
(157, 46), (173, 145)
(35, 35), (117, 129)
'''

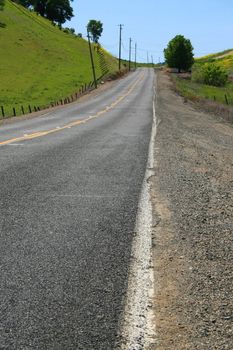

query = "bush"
(193, 63), (228, 87)
(63, 27), (75, 35)
(191, 64), (204, 83)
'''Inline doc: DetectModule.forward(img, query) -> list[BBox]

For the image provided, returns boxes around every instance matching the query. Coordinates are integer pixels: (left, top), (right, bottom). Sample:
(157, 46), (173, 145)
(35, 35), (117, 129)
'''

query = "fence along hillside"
(0, 0), (119, 118)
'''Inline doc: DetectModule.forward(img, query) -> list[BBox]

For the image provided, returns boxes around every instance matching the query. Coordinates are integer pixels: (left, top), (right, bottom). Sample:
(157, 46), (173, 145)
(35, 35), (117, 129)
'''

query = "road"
(0, 68), (155, 349)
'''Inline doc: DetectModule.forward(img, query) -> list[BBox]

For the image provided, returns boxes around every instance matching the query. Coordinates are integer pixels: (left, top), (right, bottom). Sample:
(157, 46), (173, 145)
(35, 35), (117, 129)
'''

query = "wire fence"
(0, 68), (129, 120)
(0, 79), (101, 120)
(207, 93), (233, 106)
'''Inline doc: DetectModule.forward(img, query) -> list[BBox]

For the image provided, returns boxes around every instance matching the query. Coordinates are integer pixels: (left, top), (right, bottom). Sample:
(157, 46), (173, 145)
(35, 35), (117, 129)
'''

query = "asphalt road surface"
(0, 68), (155, 349)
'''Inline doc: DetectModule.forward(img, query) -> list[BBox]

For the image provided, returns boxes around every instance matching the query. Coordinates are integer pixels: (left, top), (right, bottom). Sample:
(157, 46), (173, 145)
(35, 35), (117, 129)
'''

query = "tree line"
(10, 1), (103, 43)
(12, 0), (74, 26)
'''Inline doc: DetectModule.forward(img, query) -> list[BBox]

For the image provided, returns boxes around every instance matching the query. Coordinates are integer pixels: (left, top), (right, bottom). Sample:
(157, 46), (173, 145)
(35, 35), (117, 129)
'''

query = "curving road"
(0, 68), (155, 349)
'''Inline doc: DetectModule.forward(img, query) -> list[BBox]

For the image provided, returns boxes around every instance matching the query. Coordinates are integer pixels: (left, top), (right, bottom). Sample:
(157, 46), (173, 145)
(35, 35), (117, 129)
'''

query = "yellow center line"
(0, 72), (145, 147)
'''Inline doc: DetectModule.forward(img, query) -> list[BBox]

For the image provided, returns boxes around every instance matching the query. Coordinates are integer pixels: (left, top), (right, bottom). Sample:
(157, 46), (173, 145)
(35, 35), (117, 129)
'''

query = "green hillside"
(0, 0), (118, 116)
(196, 49), (233, 75)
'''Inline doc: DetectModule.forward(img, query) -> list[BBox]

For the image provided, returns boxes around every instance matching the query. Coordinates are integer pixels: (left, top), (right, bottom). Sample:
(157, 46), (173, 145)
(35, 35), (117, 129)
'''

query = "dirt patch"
(149, 71), (233, 349)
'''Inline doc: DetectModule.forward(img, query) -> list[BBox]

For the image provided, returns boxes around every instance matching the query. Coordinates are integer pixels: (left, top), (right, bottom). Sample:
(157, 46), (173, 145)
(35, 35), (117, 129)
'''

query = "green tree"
(0, 0), (5, 11)
(46, 0), (73, 25)
(31, 0), (47, 16)
(87, 20), (103, 43)
(164, 35), (194, 72)
(12, 0), (74, 25)
(16, 0), (74, 24)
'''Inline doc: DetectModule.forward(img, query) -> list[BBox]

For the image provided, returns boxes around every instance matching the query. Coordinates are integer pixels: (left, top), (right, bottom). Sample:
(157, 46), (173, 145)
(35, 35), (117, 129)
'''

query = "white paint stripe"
(118, 72), (158, 350)
(53, 194), (116, 198)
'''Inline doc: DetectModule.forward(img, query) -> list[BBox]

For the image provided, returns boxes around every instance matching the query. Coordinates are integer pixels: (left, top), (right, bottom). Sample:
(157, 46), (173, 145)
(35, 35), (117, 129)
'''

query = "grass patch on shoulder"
(172, 74), (233, 106)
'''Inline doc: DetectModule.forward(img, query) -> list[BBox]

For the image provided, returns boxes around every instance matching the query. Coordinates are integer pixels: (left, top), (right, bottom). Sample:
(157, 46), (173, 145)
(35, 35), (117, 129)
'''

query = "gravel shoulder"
(149, 71), (233, 349)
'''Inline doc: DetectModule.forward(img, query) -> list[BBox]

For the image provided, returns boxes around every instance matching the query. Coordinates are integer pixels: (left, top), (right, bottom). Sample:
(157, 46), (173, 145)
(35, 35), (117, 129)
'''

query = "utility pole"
(87, 30), (97, 89)
(151, 55), (154, 67)
(129, 37), (132, 71)
(134, 42), (137, 70)
(118, 24), (123, 71)
(147, 51), (149, 65)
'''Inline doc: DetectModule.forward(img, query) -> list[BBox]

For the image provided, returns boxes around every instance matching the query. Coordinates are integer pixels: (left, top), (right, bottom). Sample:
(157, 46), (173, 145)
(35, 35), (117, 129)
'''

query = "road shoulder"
(149, 71), (233, 349)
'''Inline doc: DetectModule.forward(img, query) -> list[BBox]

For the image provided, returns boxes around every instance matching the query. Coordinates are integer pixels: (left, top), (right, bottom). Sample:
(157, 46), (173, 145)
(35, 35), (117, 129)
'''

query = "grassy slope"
(196, 49), (233, 61)
(0, 0), (118, 115)
(196, 50), (233, 74)
(173, 49), (233, 107)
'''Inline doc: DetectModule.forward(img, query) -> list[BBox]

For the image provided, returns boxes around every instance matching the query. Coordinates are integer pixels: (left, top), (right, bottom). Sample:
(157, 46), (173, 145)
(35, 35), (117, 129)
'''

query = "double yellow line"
(0, 73), (144, 147)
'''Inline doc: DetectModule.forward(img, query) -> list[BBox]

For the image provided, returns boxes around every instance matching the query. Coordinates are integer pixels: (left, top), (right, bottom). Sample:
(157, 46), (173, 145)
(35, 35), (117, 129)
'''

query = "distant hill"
(0, 0), (118, 115)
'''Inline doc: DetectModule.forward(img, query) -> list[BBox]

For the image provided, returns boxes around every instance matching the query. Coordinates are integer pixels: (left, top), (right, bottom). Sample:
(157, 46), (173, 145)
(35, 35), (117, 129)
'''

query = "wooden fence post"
(1, 106), (5, 118)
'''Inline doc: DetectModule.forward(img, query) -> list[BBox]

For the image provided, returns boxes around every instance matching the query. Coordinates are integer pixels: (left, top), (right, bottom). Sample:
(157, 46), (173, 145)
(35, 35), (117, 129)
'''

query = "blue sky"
(66, 0), (233, 63)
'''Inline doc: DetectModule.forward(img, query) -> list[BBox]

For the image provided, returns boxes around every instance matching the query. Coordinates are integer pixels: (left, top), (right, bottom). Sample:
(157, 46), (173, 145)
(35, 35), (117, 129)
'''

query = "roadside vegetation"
(173, 74), (233, 106)
(172, 54), (233, 107)
(163, 35), (233, 112)
(0, 0), (119, 117)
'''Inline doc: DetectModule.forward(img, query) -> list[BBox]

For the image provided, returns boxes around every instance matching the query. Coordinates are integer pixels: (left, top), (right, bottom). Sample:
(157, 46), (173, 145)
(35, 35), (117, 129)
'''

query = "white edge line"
(117, 72), (158, 350)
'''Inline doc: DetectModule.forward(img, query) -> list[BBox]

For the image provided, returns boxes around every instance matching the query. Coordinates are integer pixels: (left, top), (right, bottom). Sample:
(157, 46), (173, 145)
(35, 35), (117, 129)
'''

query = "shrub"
(191, 64), (204, 83)
(201, 63), (228, 87)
